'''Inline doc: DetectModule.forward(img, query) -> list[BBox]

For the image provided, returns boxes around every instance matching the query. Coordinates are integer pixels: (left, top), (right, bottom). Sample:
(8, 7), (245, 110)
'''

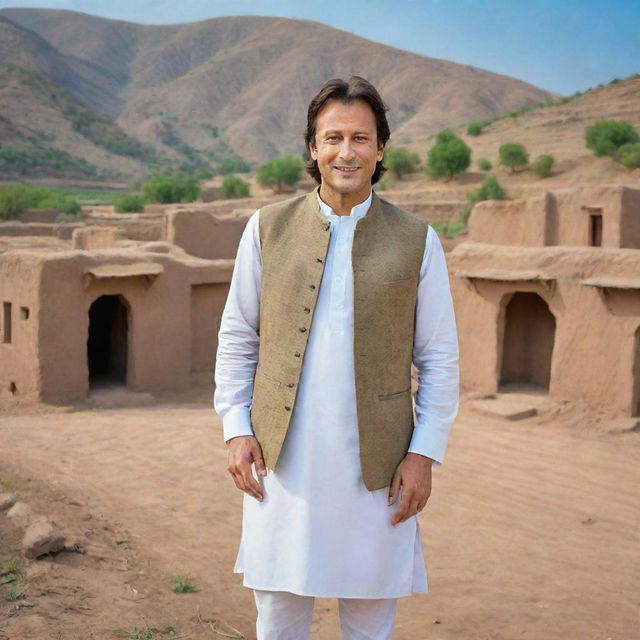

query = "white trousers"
(253, 590), (398, 640)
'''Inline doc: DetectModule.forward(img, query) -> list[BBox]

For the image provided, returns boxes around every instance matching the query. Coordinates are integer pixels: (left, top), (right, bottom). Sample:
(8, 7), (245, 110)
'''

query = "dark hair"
(304, 76), (390, 184)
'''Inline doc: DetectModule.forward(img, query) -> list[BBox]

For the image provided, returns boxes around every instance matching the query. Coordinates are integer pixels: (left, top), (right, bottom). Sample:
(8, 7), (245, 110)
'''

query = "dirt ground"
(0, 387), (638, 640)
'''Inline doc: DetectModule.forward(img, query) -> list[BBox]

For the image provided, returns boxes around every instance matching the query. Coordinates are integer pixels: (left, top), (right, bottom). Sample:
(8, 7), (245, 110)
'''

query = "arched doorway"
(500, 292), (555, 390)
(87, 295), (129, 389)
(633, 327), (640, 417)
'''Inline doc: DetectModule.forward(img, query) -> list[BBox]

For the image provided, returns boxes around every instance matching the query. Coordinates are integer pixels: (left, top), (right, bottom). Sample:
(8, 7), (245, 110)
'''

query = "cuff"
(222, 406), (255, 442)
(407, 423), (450, 466)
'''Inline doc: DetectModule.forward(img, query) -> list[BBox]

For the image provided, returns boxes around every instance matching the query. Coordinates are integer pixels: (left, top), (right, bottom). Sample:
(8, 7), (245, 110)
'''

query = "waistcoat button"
(309, 284), (316, 290)
(284, 405), (291, 411)
(303, 307), (310, 313)
(316, 258), (323, 263)
(299, 327), (307, 333)
(287, 383), (295, 388)
(294, 352), (301, 357)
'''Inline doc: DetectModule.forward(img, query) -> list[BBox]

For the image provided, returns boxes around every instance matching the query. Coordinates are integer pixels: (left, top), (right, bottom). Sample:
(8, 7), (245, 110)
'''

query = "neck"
(318, 184), (371, 216)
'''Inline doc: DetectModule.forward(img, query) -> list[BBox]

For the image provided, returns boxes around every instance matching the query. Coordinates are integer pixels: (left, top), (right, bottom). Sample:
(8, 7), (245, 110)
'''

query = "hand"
(388, 453), (433, 527)
(226, 436), (267, 501)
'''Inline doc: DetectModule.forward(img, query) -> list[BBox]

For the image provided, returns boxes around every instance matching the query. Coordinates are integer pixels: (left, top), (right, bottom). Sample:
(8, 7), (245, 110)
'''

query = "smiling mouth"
(333, 166), (360, 174)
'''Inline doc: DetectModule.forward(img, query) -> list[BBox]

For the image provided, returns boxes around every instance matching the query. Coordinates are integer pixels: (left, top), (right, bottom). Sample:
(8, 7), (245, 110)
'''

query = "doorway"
(87, 294), (129, 388)
(500, 292), (555, 390)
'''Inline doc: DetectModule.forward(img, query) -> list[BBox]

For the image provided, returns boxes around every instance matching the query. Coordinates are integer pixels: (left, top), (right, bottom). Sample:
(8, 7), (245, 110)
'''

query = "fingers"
(416, 494), (430, 513)
(391, 487), (428, 526)
(226, 437), (265, 501)
(388, 470), (402, 506)
(391, 488), (414, 527)
(253, 442), (267, 478)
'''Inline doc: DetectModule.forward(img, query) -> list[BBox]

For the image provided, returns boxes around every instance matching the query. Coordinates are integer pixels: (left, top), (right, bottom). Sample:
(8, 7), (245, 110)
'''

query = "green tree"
(477, 157), (492, 171)
(257, 155), (303, 192)
(585, 120), (639, 157)
(219, 156), (251, 175)
(142, 173), (200, 204)
(499, 142), (529, 173)
(617, 142), (640, 169)
(221, 175), (251, 199)
(425, 129), (471, 179)
(384, 147), (420, 178)
(531, 154), (555, 177)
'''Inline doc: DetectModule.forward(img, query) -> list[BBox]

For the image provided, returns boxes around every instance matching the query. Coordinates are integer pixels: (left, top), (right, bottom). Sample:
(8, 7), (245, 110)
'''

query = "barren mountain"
(0, 8), (557, 179)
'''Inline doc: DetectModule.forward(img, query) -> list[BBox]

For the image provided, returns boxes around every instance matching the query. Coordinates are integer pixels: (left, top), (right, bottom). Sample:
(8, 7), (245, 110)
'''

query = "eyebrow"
(322, 129), (371, 135)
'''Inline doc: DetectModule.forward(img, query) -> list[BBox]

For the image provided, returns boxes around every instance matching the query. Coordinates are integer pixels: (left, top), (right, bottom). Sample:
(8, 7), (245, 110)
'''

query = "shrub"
(142, 173), (201, 204)
(477, 157), (492, 171)
(257, 155), (303, 191)
(499, 142), (529, 173)
(531, 154), (555, 177)
(0, 184), (82, 219)
(585, 120), (639, 157)
(467, 121), (489, 136)
(0, 184), (30, 220)
(616, 142), (640, 170)
(115, 194), (145, 212)
(467, 176), (506, 204)
(219, 156), (251, 175)
(384, 147), (420, 178)
(425, 129), (471, 179)
(221, 175), (251, 199)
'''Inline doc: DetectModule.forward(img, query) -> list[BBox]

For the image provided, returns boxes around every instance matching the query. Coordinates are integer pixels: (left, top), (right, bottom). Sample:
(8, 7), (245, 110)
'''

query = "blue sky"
(1, 0), (638, 95)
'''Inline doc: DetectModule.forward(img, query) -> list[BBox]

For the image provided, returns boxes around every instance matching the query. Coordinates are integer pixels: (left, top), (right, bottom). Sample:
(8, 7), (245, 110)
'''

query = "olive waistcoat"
(251, 189), (428, 490)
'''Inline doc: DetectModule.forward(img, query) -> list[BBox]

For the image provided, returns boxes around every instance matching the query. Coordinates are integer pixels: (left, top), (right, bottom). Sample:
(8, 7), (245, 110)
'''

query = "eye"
(355, 136), (368, 142)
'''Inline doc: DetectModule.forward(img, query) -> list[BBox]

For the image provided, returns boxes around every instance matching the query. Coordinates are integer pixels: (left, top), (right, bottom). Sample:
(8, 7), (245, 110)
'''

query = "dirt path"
(1, 396), (638, 639)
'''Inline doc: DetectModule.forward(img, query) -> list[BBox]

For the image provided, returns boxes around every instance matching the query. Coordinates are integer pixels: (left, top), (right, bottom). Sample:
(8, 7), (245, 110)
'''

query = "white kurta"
(214, 190), (459, 598)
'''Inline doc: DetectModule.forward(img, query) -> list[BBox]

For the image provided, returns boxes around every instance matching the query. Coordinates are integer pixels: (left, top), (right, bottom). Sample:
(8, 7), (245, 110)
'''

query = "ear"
(376, 144), (384, 162)
(309, 140), (318, 160)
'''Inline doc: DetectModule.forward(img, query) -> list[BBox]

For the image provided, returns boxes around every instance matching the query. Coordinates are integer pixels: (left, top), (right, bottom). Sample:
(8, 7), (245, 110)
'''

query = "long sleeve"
(408, 226), (460, 463)
(213, 210), (262, 442)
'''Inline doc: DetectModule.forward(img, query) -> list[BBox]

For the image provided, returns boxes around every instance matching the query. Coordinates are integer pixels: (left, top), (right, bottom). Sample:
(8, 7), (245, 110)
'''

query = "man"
(214, 76), (459, 640)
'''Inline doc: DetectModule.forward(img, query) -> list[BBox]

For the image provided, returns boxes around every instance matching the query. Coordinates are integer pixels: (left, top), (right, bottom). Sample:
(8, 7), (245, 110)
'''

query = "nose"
(338, 139), (355, 161)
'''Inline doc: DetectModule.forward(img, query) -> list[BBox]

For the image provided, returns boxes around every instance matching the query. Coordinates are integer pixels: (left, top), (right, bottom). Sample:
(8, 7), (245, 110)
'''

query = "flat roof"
(581, 276), (640, 290)
(456, 269), (555, 282)
(84, 262), (164, 279)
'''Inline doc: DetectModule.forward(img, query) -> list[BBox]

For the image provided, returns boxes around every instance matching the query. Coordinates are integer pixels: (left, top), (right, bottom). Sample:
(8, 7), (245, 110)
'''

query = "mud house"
(0, 211), (239, 404)
(449, 184), (640, 417)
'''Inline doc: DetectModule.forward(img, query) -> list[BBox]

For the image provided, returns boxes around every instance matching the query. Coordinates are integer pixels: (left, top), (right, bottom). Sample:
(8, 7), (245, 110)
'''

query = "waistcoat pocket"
(378, 387), (411, 400)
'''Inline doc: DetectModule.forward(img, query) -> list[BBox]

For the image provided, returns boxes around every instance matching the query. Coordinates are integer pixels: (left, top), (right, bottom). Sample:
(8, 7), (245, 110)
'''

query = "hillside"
(382, 74), (640, 207)
(0, 8), (557, 180)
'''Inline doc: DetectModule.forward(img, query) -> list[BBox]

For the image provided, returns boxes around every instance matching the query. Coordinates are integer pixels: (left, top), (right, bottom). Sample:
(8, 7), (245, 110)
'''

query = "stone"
(0, 492), (17, 510)
(22, 516), (66, 559)
(6, 501), (34, 528)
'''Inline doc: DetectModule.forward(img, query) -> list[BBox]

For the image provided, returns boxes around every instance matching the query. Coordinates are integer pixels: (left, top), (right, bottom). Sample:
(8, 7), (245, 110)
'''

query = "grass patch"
(4, 586), (25, 601)
(431, 220), (466, 237)
(171, 573), (197, 594)
(114, 625), (178, 639)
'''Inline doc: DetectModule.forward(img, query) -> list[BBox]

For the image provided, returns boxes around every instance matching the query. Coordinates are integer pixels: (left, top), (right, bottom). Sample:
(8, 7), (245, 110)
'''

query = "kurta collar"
(316, 188), (373, 220)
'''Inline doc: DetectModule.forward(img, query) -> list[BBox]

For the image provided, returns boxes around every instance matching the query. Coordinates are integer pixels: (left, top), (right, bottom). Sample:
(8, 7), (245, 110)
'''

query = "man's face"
(309, 98), (383, 204)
